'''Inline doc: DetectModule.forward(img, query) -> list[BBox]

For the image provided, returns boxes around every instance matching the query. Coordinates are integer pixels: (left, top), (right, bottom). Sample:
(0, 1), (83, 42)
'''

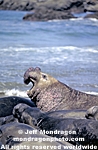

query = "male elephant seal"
(24, 67), (98, 112)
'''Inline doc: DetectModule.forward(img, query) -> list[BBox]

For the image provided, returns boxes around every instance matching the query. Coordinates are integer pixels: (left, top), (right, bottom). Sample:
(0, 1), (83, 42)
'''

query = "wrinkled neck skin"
(27, 75), (58, 105)
(29, 81), (71, 112)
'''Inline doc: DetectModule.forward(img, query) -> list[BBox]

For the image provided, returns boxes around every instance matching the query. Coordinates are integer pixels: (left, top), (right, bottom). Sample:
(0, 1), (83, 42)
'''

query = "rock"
(24, 67), (98, 112)
(84, 12), (98, 19)
(84, 0), (98, 12)
(23, 6), (75, 21)
(0, 0), (3, 5)
(0, 0), (36, 11)
(0, 0), (98, 20)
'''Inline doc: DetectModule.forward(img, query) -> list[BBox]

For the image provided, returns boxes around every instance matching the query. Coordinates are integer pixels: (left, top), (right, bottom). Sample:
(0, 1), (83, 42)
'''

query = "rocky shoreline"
(0, 0), (98, 21)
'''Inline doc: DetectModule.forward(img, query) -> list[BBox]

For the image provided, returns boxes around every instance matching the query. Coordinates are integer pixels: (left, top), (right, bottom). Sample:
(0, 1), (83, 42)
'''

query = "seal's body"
(24, 67), (98, 112)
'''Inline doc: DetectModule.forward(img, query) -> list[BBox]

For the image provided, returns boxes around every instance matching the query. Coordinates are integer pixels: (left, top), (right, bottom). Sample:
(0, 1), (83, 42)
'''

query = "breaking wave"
(1, 45), (98, 65)
(85, 91), (98, 95)
(1, 45), (98, 53)
(0, 89), (28, 98)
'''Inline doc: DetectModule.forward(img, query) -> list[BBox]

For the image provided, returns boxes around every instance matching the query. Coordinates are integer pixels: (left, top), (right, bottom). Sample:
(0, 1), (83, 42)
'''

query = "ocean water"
(0, 10), (98, 97)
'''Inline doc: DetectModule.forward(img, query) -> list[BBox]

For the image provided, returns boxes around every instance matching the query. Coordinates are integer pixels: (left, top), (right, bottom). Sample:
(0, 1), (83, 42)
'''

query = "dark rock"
(0, 0), (36, 11)
(0, 0), (3, 5)
(23, 6), (75, 21)
(0, 0), (98, 20)
(84, 12), (98, 19)
(84, 0), (98, 12)
(24, 2), (36, 11)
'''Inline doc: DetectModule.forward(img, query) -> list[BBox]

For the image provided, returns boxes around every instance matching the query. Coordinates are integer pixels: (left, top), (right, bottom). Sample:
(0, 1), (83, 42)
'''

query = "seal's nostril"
(28, 67), (35, 72)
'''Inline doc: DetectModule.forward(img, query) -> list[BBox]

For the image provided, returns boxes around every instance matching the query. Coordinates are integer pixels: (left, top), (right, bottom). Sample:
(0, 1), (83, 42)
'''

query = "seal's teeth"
(30, 78), (35, 83)
(26, 90), (29, 96)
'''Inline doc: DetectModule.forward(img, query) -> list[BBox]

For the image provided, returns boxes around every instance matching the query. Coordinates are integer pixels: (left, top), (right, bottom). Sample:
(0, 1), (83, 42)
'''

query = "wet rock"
(0, 0), (98, 20)
(23, 6), (75, 21)
(84, 12), (98, 19)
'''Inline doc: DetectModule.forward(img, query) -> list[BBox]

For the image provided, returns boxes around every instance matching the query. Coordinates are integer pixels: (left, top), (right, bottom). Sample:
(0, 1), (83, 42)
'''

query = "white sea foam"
(2, 45), (98, 64)
(85, 91), (98, 96)
(70, 17), (98, 22)
(69, 18), (84, 21)
(1, 45), (98, 54)
(48, 19), (63, 22)
(88, 18), (98, 22)
(2, 47), (35, 52)
(85, 48), (98, 53)
(4, 89), (28, 97)
(0, 45), (98, 68)
(1, 45), (98, 64)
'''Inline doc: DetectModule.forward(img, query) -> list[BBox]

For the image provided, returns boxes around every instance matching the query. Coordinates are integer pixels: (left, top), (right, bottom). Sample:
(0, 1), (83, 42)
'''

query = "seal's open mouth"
(24, 67), (41, 99)
(24, 67), (41, 88)
(24, 75), (37, 90)
(24, 67), (34, 85)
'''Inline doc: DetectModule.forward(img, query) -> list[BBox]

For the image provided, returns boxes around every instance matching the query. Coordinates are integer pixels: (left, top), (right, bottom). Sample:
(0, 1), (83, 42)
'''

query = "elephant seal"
(24, 67), (98, 112)
(85, 106), (98, 120)
(13, 103), (98, 147)
(13, 103), (87, 127)
(0, 96), (35, 117)
(0, 115), (17, 126)
(0, 122), (76, 150)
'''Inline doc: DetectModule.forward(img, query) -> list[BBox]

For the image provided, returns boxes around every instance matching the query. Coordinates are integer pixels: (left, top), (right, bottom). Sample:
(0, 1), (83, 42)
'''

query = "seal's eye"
(42, 74), (47, 80)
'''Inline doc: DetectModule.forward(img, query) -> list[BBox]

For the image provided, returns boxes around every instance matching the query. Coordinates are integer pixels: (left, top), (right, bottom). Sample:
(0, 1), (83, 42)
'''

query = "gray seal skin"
(24, 67), (98, 112)
(44, 109), (86, 119)
(13, 103), (98, 147)
(13, 103), (87, 126)
(85, 106), (98, 120)
(0, 122), (76, 150)
(0, 96), (36, 117)
(0, 115), (17, 126)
